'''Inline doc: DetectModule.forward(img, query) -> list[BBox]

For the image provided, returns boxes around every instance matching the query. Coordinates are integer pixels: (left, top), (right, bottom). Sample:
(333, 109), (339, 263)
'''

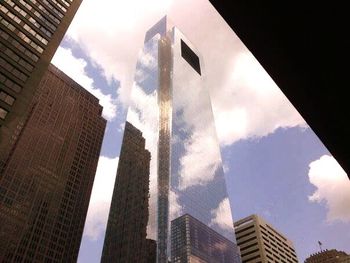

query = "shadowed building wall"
(0, 0), (83, 171)
(101, 121), (152, 263)
(0, 64), (106, 262)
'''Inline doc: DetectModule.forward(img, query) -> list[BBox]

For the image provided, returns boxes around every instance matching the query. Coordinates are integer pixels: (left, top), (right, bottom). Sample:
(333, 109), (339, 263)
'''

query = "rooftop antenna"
(318, 241), (323, 252)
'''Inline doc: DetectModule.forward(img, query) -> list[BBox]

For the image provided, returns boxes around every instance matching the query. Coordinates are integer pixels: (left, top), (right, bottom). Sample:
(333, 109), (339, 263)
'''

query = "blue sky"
(50, 0), (350, 262)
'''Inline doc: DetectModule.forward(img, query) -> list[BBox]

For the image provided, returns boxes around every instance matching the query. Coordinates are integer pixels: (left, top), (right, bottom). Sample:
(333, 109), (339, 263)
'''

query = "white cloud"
(83, 156), (119, 240)
(66, 0), (172, 108)
(210, 198), (234, 231)
(211, 51), (307, 146)
(51, 47), (118, 121)
(65, 0), (306, 145)
(308, 155), (350, 223)
(168, 0), (306, 146)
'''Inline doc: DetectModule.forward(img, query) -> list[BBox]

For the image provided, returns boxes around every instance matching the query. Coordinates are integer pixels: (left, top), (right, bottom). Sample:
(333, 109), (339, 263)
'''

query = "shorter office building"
(305, 249), (350, 263)
(234, 214), (298, 263)
(0, 64), (106, 262)
(171, 213), (241, 263)
(101, 121), (152, 263)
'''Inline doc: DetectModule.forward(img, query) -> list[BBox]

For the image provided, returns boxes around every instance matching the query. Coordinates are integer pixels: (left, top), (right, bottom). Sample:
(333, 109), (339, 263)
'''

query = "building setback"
(234, 214), (298, 263)
(101, 121), (152, 263)
(171, 214), (241, 263)
(0, 64), (106, 262)
(0, 0), (83, 170)
(305, 249), (350, 263)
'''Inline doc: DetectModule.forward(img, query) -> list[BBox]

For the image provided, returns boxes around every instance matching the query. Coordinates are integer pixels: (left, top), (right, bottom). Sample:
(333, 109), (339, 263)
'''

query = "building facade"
(101, 121), (152, 263)
(305, 249), (350, 263)
(102, 16), (241, 263)
(234, 214), (298, 263)
(0, 64), (106, 262)
(0, 0), (83, 170)
(171, 214), (241, 263)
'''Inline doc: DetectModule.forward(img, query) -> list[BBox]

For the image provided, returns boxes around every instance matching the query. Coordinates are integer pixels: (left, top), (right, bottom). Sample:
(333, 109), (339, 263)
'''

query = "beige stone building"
(234, 214), (298, 263)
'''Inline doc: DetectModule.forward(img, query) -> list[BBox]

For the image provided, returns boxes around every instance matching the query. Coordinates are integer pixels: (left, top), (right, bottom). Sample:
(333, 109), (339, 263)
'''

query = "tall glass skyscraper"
(102, 16), (241, 263)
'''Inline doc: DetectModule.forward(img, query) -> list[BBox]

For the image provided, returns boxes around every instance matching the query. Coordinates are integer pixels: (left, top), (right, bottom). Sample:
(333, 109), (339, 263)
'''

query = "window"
(0, 90), (15, 105)
(0, 107), (9, 119)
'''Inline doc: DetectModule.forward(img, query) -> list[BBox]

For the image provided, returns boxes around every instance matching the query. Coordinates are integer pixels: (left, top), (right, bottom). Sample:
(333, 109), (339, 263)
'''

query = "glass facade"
(102, 16), (241, 263)
(171, 214), (240, 263)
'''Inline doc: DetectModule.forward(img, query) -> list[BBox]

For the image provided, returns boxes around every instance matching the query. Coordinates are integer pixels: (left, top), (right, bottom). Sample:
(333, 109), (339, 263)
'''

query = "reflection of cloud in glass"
(169, 190), (183, 221)
(213, 241), (229, 252)
(135, 37), (159, 84)
(179, 130), (221, 189)
(127, 86), (159, 239)
(172, 36), (223, 191)
(210, 198), (233, 231)
(126, 35), (160, 240)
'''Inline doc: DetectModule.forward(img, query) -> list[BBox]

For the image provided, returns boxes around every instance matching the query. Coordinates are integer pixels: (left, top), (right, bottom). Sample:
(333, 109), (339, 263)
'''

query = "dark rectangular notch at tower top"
(181, 40), (201, 75)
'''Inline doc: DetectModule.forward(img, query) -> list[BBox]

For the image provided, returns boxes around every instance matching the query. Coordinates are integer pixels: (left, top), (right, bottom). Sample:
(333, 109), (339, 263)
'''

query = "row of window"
(260, 224), (296, 253)
(1, 4), (49, 45)
(0, 90), (15, 105)
(24, 21), (48, 45)
(0, 29), (39, 62)
(239, 241), (258, 253)
(0, 41), (34, 72)
(50, 0), (67, 13)
(237, 236), (257, 247)
(19, 0), (57, 31)
(0, 106), (8, 119)
(260, 228), (297, 257)
(241, 248), (259, 258)
(0, 56), (28, 82)
(42, 0), (64, 18)
(261, 236), (297, 262)
(265, 245), (297, 263)
(60, 0), (71, 8)
(265, 223), (287, 242)
(0, 16), (44, 53)
(237, 229), (255, 240)
(7, 0), (54, 38)
(29, 0), (61, 25)
(235, 223), (254, 235)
